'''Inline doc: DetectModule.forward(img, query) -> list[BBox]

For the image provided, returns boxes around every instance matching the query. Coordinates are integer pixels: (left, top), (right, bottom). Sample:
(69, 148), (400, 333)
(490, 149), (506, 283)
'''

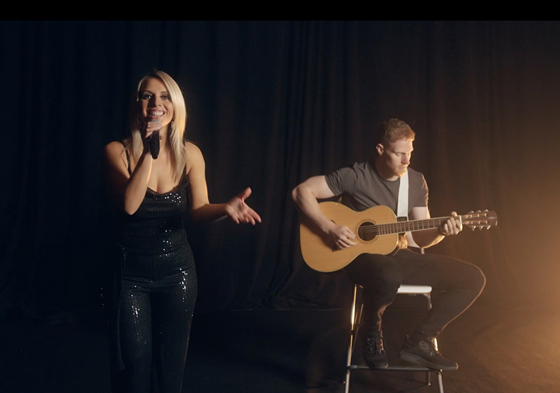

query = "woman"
(102, 70), (261, 393)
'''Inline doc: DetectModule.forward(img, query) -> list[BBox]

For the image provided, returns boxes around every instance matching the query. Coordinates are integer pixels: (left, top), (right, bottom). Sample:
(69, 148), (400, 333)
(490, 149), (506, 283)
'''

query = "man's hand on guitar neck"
(409, 208), (463, 248)
(437, 212), (463, 237)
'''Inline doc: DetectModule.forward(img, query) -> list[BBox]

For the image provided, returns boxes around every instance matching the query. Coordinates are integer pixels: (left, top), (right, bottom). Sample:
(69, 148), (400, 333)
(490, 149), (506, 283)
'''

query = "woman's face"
(138, 77), (174, 128)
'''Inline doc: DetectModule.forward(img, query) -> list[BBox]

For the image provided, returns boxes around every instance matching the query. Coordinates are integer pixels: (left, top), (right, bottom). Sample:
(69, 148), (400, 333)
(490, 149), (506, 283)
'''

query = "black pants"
(344, 248), (486, 340)
(110, 245), (197, 393)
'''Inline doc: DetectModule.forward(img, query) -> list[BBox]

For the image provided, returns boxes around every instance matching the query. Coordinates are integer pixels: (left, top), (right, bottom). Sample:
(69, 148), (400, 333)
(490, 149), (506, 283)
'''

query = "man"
(291, 119), (485, 370)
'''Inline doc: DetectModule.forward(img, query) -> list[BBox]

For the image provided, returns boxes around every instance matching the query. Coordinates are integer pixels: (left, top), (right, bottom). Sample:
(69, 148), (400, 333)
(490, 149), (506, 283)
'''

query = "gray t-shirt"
(324, 160), (429, 217)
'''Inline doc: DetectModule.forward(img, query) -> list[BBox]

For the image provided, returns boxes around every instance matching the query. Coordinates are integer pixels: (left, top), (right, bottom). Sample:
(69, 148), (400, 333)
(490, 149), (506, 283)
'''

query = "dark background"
(2, 20), (559, 324)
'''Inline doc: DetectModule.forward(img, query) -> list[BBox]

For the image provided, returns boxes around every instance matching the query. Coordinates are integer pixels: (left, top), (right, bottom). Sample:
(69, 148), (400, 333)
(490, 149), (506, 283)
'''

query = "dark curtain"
(2, 20), (559, 323)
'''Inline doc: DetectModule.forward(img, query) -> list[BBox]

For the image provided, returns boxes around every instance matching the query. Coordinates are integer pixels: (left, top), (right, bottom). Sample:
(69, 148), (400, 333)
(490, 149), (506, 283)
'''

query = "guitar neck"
(376, 216), (457, 235)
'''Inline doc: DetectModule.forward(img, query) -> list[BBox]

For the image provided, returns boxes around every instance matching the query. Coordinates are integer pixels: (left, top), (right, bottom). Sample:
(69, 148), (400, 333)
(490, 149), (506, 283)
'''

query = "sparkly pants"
(110, 244), (197, 393)
(343, 248), (486, 340)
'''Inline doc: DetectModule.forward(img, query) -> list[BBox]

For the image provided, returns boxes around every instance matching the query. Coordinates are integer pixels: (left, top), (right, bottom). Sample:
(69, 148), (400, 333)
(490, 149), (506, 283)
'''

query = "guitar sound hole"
(358, 222), (376, 241)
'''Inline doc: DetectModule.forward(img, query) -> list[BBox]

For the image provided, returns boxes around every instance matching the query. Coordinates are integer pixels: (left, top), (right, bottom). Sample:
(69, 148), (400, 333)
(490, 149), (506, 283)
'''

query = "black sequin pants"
(344, 248), (486, 340)
(110, 244), (197, 393)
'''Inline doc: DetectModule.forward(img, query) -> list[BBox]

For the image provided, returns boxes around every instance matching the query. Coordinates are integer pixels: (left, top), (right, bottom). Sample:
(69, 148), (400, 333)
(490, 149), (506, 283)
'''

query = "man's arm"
(291, 176), (357, 249)
(409, 206), (462, 249)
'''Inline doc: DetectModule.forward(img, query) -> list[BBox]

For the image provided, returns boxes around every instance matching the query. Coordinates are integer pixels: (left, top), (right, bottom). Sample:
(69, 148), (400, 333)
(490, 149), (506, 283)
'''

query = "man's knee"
(465, 263), (486, 295)
(376, 261), (402, 287)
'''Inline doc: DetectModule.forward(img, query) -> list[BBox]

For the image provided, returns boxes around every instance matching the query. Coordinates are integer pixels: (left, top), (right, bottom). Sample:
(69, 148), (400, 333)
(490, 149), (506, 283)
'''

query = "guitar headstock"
(462, 210), (498, 230)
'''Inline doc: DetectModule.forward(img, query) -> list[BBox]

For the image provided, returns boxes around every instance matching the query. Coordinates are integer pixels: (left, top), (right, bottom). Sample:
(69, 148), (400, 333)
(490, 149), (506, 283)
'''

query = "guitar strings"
(356, 214), (493, 236)
(357, 218), (448, 235)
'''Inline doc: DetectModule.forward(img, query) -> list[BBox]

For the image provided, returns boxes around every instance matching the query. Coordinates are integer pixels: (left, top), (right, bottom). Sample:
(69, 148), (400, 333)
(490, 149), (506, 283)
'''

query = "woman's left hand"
(225, 187), (262, 225)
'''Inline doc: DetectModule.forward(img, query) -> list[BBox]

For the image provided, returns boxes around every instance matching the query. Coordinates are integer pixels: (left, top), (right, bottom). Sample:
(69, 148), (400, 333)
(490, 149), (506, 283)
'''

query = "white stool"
(345, 284), (445, 393)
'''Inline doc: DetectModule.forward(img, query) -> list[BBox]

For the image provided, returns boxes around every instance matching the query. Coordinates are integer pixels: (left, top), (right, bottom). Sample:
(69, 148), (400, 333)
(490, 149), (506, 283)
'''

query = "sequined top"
(116, 142), (189, 255)
(117, 184), (189, 255)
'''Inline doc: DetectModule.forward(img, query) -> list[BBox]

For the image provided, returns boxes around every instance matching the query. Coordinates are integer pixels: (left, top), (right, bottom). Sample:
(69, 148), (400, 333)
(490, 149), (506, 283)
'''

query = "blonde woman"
(103, 70), (260, 393)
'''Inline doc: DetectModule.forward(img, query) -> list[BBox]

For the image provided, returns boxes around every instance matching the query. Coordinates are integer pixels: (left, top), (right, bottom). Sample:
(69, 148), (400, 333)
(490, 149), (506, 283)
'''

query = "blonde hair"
(128, 70), (187, 181)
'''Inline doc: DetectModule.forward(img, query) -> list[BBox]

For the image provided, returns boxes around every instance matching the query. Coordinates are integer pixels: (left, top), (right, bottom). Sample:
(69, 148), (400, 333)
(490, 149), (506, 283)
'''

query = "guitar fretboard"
(379, 217), (451, 235)
(359, 217), (455, 236)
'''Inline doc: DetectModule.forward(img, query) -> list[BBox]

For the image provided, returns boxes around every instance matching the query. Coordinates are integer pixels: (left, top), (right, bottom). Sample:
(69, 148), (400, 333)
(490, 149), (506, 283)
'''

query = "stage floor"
(1, 298), (559, 393)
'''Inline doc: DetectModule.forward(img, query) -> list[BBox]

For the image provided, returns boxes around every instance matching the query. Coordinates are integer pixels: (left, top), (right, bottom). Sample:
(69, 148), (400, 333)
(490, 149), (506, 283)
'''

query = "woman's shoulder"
(103, 139), (130, 162)
(185, 140), (204, 159)
(105, 137), (130, 150)
(184, 140), (205, 175)
(105, 140), (124, 150)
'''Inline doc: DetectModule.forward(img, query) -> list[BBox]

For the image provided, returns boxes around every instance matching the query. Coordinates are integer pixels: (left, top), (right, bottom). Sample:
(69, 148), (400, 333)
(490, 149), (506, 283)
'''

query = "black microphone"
(148, 120), (161, 159)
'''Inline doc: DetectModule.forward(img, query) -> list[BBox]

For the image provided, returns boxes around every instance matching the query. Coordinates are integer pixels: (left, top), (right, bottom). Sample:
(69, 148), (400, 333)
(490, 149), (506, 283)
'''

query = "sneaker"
(399, 337), (458, 370)
(364, 332), (388, 369)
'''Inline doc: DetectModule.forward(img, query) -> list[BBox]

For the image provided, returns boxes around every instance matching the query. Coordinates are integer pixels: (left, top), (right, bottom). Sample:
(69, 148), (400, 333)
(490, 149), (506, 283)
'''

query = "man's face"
(376, 138), (414, 179)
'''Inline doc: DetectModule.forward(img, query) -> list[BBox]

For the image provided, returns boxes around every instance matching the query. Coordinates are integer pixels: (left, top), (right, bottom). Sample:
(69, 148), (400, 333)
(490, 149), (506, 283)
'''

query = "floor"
(1, 296), (559, 393)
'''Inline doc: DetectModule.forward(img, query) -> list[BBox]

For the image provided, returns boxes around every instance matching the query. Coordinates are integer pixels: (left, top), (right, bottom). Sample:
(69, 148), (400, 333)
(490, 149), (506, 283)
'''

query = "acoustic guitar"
(299, 202), (498, 272)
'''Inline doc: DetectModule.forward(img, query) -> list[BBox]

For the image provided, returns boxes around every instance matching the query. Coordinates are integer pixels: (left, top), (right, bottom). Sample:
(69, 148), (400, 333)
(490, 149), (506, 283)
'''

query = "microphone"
(148, 120), (161, 159)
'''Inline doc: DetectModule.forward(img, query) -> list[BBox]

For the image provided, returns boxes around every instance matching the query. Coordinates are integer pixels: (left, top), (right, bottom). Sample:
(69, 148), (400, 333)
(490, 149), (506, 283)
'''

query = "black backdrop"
(2, 20), (560, 322)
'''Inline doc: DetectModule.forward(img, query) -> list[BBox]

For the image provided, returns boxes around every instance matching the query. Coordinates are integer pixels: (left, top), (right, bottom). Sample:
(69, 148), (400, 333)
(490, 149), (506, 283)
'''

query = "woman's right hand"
(140, 119), (162, 155)
(143, 119), (162, 140)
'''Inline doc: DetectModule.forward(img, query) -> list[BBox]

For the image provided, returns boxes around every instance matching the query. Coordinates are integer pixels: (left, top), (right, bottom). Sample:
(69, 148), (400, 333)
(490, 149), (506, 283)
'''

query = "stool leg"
(345, 285), (362, 393)
(345, 340), (352, 393)
(437, 370), (444, 393)
(345, 317), (355, 393)
(423, 293), (445, 393)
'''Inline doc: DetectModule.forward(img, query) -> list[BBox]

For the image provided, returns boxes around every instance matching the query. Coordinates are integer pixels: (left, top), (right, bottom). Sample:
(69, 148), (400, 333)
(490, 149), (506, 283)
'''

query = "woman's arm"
(102, 141), (153, 215)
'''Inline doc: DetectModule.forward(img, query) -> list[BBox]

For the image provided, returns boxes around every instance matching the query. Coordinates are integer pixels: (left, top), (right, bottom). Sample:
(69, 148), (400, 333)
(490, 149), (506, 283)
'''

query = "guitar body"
(300, 202), (400, 272)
